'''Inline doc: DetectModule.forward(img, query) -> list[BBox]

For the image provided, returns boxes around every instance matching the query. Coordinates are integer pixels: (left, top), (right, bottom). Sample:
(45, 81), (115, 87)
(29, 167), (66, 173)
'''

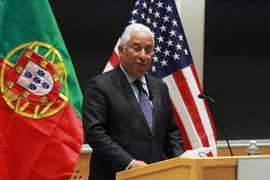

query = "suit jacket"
(82, 65), (183, 180)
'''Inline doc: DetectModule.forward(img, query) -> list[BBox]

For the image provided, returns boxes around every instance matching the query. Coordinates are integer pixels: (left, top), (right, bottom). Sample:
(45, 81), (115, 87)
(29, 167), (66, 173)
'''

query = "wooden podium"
(116, 155), (270, 180)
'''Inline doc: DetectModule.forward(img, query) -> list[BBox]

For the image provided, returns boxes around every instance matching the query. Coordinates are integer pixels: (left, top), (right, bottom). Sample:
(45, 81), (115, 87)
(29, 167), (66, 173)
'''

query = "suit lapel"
(111, 66), (151, 135)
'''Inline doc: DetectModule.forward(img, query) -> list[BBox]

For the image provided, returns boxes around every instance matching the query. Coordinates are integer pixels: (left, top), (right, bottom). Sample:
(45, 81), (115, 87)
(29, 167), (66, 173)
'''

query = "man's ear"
(118, 45), (124, 57)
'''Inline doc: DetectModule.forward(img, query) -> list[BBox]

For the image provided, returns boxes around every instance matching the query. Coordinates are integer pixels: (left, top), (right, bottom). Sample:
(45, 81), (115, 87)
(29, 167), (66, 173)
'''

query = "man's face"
(118, 31), (154, 79)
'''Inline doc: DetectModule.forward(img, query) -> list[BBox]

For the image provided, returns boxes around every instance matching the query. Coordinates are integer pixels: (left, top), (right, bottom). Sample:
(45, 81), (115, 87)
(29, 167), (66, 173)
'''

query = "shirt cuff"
(126, 159), (135, 170)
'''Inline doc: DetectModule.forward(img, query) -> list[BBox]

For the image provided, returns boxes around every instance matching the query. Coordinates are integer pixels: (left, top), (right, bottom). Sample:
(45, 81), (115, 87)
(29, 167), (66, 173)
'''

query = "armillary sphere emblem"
(0, 41), (69, 119)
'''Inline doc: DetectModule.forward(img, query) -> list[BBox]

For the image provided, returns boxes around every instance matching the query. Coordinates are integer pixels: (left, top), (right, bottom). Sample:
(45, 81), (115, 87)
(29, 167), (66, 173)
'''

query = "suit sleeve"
(82, 78), (134, 173)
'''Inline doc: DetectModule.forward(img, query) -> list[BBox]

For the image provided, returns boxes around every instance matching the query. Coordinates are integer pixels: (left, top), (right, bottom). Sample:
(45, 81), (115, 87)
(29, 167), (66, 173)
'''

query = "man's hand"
(129, 160), (148, 169)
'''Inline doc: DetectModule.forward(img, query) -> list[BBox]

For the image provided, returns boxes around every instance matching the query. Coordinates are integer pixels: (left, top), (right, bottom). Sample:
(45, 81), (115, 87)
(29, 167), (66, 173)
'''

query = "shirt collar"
(119, 63), (147, 85)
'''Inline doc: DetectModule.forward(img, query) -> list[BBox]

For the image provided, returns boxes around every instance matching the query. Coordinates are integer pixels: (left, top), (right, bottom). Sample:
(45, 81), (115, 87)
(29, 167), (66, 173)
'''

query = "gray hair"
(120, 23), (155, 46)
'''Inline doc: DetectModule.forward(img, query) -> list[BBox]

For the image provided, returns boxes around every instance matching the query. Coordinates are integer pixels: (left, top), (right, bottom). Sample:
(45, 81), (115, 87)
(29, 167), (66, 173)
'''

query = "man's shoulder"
(88, 67), (121, 84)
(92, 66), (118, 78)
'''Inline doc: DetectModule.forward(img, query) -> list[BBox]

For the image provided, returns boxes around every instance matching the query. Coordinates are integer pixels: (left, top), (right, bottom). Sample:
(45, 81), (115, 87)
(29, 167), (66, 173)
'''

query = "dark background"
(49, 0), (270, 140)
(204, 0), (270, 140)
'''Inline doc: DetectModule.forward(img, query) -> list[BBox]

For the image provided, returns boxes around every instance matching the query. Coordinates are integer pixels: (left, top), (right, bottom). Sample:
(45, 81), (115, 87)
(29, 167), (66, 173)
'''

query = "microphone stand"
(198, 94), (234, 156)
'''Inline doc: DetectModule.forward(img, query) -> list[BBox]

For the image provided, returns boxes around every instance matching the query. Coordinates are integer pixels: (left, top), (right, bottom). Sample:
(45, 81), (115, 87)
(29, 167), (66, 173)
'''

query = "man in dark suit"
(82, 23), (184, 180)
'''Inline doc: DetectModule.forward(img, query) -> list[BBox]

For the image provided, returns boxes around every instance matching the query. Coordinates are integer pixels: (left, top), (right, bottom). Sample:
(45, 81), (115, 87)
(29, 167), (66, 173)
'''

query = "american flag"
(104, 0), (217, 155)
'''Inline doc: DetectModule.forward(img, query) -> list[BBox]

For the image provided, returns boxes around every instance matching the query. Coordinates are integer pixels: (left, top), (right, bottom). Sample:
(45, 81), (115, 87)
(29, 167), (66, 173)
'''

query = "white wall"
(175, 0), (205, 85)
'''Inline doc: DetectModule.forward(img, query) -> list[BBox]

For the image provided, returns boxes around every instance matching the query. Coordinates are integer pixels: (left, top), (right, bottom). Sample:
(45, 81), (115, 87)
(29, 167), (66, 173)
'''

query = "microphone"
(198, 94), (215, 103)
(198, 94), (234, 156)
(149, 92), (154, 101)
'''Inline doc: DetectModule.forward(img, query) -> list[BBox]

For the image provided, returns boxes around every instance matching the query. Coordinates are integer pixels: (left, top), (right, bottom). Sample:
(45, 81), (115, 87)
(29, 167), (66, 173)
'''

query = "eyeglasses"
(124, 45), (154, 55)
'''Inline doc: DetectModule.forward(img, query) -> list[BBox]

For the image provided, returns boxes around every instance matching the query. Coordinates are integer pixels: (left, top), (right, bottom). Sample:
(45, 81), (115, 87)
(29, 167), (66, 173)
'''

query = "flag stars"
(124, 0), (195, 103)
(142, 2), (148, 8)
(169, 29), (176, 36)
(175, 43), (182, 50)
(159, 25), (167, 32)
(146, 17), (151, 24)
(179, 34), (184, 41)
(157, 35), (164, 43)
(131, 9), (138, 15)
(165, 5), (173, 12)
(152, 21), (158, 28)
(141, 12), (146, 19)
(153, 55), (159, 63)
(162, 15), (170, 22)
(128, 0), (193, 77)
(172, 19), (178, 26)
(160, 59), (168, 67)
(184, 48), (189, 55)
(148, 7), (153, 14)
(172, 53), (180, 60)
(155, 45), (161, 53)
(151, 65), (156, 72)
(156, 1), (163, 8)
(154, 11), (160, 18)
(130, 19), (137, 24)
(166, 39), (173, 46)
(151, 31), (155, 37)
(163, 49), (170, 57)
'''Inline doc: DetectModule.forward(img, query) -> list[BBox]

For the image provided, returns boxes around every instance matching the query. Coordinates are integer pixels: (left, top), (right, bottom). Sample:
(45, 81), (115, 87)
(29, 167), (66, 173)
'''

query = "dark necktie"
(133, 80), (153, 132)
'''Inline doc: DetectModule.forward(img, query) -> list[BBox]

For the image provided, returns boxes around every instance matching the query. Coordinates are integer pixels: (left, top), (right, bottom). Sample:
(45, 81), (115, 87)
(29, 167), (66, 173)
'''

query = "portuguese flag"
(0, 0), (84, 179)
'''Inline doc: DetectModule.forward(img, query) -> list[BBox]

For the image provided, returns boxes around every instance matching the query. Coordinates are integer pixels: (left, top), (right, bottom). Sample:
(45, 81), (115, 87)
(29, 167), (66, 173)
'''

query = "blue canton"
(127, 0), (194, 79)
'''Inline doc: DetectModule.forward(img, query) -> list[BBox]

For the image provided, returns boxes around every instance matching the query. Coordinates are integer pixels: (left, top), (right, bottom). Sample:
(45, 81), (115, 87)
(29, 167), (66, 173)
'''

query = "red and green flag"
(0, 0), (84, 179)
